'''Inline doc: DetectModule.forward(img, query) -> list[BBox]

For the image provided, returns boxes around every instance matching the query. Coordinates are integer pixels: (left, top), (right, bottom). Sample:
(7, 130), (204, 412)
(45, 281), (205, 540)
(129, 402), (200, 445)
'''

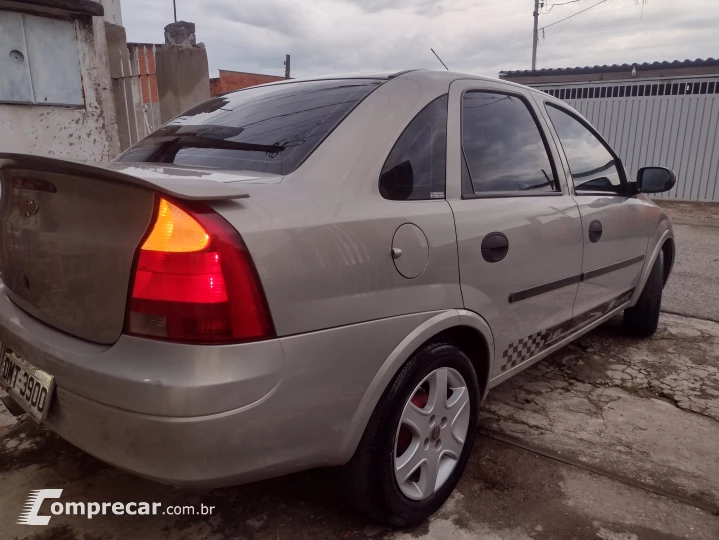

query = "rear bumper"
(0, 283), (284, 418)
(0, 284), (444, 486)
(45, 385), (311, 487)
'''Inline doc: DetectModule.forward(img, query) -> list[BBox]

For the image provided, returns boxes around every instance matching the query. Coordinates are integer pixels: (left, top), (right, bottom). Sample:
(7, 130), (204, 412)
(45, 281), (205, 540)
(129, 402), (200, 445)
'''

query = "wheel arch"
(442, 310), (494, 399)
(661, 236), (675, 285)
(337, 309), (494, 463)
(631, 225), (675, 305)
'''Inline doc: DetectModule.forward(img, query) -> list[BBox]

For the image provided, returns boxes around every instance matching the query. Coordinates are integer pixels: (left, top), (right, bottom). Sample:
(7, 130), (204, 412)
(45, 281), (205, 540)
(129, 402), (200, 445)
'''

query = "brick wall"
(210, 70), (286, 96)
(128, 43), (159, 104)
(122, 51), (285, 102)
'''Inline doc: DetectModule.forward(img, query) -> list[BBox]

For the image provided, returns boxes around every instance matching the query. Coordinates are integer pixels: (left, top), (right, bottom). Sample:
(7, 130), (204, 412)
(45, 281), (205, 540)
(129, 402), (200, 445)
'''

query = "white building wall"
(0, 9), (120, 161)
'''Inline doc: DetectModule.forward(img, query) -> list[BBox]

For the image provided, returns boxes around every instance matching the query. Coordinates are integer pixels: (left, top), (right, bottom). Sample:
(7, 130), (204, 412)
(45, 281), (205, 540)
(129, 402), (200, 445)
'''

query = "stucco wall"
(0, 13), (120, 161)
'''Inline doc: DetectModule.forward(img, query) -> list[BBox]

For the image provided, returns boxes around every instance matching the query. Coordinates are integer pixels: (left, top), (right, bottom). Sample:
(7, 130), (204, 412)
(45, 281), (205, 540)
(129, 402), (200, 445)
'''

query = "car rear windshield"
(117, 79), (384, 175)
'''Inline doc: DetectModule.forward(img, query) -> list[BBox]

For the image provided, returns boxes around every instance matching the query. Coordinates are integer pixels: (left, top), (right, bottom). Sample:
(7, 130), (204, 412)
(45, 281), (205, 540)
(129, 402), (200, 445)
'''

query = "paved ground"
(657, 200), (719, 322)
(1, 201), (718, 540)
(482, 314), (719, 509)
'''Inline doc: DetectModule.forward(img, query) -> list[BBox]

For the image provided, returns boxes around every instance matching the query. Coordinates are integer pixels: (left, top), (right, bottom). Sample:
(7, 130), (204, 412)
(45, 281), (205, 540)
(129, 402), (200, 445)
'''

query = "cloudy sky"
(120, 0), (719, 78)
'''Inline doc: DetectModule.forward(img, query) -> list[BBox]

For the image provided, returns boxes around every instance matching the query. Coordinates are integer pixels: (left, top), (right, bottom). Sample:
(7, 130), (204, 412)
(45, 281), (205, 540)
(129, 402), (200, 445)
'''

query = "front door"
(446, 80), (584, 380)
(542, 103), (649, 319)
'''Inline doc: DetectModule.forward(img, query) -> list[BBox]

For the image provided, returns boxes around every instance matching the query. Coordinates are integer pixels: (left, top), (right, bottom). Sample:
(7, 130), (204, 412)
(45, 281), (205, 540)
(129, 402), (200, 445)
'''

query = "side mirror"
(637, 167), (677, 194)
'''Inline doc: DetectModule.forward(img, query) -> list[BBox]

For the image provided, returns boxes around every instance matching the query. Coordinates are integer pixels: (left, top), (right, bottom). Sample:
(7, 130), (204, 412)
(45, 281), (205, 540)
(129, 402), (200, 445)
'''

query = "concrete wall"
(106, 21), (138, 153)
(100, 0), (122, 25)
(0, 11), (120, 161)
(210, 70), (286, 97)
(156, 22), (211, 123)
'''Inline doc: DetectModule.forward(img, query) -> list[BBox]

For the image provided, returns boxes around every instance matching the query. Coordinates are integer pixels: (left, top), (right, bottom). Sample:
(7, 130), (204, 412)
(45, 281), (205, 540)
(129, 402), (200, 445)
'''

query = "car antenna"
(430, 48), (449, 71)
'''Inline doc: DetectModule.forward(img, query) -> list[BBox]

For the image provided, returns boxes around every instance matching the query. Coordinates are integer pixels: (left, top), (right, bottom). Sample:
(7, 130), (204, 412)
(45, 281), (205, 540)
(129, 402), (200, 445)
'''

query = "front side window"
(118, 79), (383, 175)
(379, 95), (448, 201)
(545, 105), (624, 194)
(461, 92), (559, 195)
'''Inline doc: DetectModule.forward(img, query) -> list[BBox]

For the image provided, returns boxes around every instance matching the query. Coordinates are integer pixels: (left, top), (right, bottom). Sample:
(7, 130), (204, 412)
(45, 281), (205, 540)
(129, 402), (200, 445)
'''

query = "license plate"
(0, 345), (54, 422)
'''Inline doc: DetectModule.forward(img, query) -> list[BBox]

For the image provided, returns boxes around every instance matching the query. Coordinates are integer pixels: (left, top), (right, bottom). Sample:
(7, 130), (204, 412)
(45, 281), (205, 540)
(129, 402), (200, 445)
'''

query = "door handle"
(481, 232), (509, 263)
(588, 220), (603, 243)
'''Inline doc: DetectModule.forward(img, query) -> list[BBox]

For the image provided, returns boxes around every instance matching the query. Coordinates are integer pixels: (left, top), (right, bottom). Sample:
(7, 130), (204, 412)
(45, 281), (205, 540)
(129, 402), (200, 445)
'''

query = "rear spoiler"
(0, 153), (250, 201)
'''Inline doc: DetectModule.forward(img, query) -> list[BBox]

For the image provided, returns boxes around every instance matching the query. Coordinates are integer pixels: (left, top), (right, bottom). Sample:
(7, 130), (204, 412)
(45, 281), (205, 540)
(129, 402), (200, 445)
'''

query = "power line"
(543, 0), (581, 14)
(539, 0), (608, 30)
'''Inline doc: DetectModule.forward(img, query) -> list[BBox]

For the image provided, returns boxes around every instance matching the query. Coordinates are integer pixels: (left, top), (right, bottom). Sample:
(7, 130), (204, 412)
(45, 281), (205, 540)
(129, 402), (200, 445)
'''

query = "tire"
(623, 250), (664, 337)
(341, 342), (479, 527)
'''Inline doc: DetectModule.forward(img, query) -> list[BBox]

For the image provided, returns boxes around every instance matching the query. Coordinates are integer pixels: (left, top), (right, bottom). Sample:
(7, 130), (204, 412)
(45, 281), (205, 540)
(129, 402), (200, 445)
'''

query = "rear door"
(540, 102), (649, 318)
(446, 80), (584, 379)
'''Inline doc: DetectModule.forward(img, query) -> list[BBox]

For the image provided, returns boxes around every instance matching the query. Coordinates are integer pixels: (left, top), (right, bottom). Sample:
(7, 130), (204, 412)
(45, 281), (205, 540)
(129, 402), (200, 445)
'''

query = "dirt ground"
(1, 201), (718, 540)
(654, 200), (719, 228)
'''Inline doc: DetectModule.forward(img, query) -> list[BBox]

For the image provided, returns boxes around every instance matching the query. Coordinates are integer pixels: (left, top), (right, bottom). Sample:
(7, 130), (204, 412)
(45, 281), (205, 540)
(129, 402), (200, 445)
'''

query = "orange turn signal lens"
(141, 198), (209, 253)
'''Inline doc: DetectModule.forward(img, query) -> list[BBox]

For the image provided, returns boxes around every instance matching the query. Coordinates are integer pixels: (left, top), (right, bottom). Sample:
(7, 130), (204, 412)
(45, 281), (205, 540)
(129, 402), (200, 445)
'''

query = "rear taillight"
(125, 196), (274, 344)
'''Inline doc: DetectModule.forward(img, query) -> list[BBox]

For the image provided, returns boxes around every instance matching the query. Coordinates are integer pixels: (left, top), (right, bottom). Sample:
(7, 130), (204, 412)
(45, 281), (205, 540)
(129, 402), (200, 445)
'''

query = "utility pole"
(173, 0), (177, 22)
(531, 0), (610, 70)
(284, 54), (291, 79)
(532, 0), (539, 71)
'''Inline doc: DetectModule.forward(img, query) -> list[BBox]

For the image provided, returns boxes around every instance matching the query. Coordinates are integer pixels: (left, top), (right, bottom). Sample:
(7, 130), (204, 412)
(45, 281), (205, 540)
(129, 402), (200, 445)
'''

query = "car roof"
(219, 69), (537, 96)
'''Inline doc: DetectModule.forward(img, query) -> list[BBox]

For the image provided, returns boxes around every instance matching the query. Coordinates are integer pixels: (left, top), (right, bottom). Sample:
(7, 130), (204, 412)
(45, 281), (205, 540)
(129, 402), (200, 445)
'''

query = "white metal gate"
(534, 77), (719, 202)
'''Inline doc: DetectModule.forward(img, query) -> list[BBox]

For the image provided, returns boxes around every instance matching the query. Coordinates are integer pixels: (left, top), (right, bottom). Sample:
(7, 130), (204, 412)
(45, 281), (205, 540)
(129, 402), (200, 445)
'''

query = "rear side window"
(545, 105), (624, 194)
(379, 95), (448, 201)
(462, 92), (559, 195)
(118, 79), (383, 175)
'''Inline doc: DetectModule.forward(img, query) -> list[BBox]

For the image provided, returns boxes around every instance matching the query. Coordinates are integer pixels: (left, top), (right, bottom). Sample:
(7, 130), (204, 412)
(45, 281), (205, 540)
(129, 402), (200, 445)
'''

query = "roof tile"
(500, 58), (719, 77)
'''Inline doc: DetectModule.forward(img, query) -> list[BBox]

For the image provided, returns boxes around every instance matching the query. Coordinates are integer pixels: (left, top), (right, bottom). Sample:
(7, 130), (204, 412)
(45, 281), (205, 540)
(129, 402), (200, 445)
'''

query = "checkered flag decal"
(498, 288), (637, 374)
(500, 330), (548, 372)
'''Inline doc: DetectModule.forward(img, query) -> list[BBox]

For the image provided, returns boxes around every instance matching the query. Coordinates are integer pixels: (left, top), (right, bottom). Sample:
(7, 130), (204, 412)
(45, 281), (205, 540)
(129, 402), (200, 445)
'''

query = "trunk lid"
(0, 153), (253, 344)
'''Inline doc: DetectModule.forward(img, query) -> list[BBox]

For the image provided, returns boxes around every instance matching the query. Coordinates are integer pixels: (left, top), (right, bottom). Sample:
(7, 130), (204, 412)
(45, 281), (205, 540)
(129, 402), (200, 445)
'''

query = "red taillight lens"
(125, 197), (274, 344)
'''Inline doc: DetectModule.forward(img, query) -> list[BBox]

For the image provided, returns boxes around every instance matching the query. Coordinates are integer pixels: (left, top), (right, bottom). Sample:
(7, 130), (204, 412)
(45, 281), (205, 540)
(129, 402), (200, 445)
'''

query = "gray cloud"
(343, 0), (459, 16)
(205, 0), (308, 38)
(120, 0), (719, 79)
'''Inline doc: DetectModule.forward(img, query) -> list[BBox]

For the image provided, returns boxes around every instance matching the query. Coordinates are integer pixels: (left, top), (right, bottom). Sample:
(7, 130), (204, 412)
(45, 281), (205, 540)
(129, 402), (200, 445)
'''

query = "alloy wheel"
(393, 367), (471, 500)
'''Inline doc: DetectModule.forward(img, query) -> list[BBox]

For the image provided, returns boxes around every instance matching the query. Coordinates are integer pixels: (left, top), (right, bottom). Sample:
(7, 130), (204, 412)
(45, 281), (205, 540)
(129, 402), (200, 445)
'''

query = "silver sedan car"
(0, 70), (676, 526)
